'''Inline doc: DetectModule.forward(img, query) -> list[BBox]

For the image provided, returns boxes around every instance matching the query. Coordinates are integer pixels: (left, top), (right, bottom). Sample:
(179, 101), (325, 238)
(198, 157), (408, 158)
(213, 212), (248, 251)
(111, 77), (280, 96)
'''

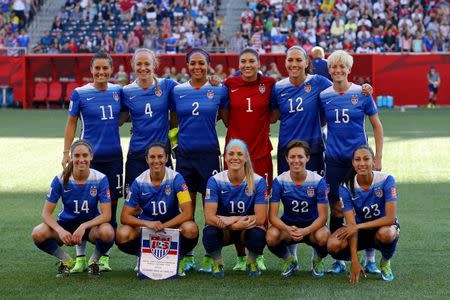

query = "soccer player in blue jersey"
(115, 142), (198, 277)
(62, 50), (123, 272)
(121, 48), (178, 197)
(266, 140), (330, 278)
(32, 140), (115, 277)
(171, 48), (228, 272)
(327, 145), (399, 284)
(320, 50), (384, 274)
(202, 139), (268, 278)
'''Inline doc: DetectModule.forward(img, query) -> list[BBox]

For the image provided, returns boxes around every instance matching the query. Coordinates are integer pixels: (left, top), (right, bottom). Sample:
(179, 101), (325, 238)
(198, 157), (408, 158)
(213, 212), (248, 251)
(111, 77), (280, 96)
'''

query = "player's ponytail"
(62, 140), (94, 188)
(226, 139), (255, 195)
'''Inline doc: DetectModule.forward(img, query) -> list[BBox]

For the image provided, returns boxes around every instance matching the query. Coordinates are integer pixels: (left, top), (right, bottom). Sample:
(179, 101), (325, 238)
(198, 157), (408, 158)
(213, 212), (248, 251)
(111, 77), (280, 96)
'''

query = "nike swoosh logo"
(283, 190), (291, 194)
(64, 189), (71, 193)
(86, 97), (95, 101)
(326, 100), (333, 104)
(221, 190), (228, 194)
(281, 93), (288, 96)
(351, 197), (359, 201)
(129, 95), (137, 100)
(231, 89), (239, 93)
(142, 192), (151, 196)
(180, 95), (187, 98)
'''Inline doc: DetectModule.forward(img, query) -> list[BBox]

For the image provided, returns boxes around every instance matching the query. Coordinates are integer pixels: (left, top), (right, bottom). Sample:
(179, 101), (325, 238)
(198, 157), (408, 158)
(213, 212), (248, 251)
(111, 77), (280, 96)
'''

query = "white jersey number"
(230, 201), (245, 213)
(151, 201), (167, 216)
(288, 97), (304, 113)
(192, 102), (200, 115)
(73, 200), (89, 214)
(362, 204), (381, 219)
(100, 105), (114, 120)
(292, 200), (308, 213)
(145, 103), (153, 117)
(334, 108), (349, 124)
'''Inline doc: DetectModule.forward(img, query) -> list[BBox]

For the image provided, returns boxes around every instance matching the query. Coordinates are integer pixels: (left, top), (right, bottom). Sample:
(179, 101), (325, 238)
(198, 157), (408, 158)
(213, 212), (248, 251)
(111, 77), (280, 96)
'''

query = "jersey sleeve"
(317, 75), (332, 91)
(124, 180), (140, 208)
(121, 89), (129, 112)
(270, 85), (279, 110)
(205, 177), (219, 203)
(363, 94), (378, 116)
(219, 85), (229, 109)
(68, 89), (80, 117)
(45, 176), (62, 203)
(316, 178), (329, 205)
(174, 173), (191, 205)
(167, 79), (179, 112)
(269, 178), (282, 203)
(339, 185), (354, 212)
(254, 177), (268, 205)
(98, 176), (111, 204)
(384, 175), (398, 203)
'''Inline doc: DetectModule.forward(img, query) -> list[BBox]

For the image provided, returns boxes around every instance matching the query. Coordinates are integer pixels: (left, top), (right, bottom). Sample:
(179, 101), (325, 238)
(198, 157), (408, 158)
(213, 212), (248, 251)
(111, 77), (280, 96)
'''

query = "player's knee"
(31, 224), (46, 243)
(375, 226), (396, 244)
(181, 221), (199, 239)
(265, 227), (281, 247)
(315, 227), (331, 247)
(327, 236), (345, 254)
(115, 226), (132, 244)
(98, 224), (115, 242)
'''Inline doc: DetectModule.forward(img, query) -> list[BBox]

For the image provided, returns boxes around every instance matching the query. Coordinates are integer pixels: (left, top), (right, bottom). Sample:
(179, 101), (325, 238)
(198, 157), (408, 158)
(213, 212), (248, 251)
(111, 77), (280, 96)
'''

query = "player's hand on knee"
(72, 225), (86, 245)
(147, 221), (164, 232)
(58, 229), (74, 246)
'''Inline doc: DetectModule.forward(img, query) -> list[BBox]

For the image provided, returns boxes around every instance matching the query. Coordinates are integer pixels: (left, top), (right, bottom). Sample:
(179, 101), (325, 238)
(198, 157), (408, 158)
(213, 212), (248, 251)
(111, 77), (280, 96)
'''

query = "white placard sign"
(138, 227), (180, 280)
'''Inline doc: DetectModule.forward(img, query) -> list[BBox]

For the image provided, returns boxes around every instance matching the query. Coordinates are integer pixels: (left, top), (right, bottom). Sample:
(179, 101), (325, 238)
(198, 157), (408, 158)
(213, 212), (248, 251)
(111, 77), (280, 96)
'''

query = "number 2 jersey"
(172, 81), (228, 155)
(46, 169), (111, 222)
(124, 167), (190, 223)
(320, 83), (377, 166)
(69, 83), (123, 162)
(270, 170), (328, 224)
(340, 171), (397, 224)
(205, 170), (268, 217)
(224, 75), (276, 160)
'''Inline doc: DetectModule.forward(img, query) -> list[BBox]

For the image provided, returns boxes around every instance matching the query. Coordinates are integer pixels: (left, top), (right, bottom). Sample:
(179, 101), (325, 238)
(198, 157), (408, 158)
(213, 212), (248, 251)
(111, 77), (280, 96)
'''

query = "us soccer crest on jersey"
(138, 228), (180, 280)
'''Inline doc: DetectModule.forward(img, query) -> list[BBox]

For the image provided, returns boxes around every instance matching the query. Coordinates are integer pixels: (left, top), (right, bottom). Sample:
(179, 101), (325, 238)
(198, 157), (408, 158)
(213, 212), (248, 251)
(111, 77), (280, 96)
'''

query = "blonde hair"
(327, 50), (353, 70)
(226, 139), (255, 195)
(311, 46), (325, 58)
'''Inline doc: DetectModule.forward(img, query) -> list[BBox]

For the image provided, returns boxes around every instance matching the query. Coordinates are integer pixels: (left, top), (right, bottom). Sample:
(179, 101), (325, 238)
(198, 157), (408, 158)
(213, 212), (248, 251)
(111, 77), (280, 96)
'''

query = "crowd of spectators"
(237, 0), (449, 54)
(0, 0), (42, 52)
(33, 0), (227, 54)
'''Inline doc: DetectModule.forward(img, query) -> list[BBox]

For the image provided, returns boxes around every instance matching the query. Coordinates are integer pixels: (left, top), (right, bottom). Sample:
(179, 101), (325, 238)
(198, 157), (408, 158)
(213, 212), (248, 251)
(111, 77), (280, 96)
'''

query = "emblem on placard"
(155, 89), (162, 97)
(207, 90), (214, 99)
(351, 94), (358, 104)
(307, 187), (315, 197)
(113, 92), (119, 101)
(90, 186), (97, 197)
(259, 84), (266, 94)
(165, 185), (171, 195)
(304, 85), (312, 92)
(150, 235), (171, 260)
(375, 188), (383, 198)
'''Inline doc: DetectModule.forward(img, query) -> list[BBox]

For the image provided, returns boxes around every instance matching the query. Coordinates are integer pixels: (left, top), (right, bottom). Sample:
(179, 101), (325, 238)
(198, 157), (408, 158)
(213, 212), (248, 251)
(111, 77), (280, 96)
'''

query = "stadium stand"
(32, 0), (228, 54)
(243, 0), (448, 54)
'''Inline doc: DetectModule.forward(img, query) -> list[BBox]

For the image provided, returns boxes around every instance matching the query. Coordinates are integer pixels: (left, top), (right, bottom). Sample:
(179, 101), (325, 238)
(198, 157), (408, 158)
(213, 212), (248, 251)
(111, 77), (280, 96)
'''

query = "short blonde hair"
(311, 46), (325, 58)
(327, 50), (353, 69)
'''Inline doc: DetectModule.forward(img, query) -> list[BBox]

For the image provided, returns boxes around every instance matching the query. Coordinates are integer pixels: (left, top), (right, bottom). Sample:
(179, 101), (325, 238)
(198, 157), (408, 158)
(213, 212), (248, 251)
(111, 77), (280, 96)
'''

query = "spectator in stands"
(268, 62), (282, 80)
(384, 27), (397, 52)
(12, 0), (26, 30)
(17, 28), (29, 49)
(114, 64), (128, 87)
(68, 38), (78, 53)
(78, 39), (90, 53)
(60, 42), (72, 53)
(119, 0), (134, 22)
(114, 33), (127, 54)
(51, 16), (63, 31)
(177, 67), (189, 83)
(400, 31), (413, 53)
(165, 33), (177, 54)
(102, 33), (114, 53)
(230, 31), (247, 53)
(40, 31), (54, 49)
(423, 30), (436, 52)
(330, 13), (345, 38)
(127, 31), (140, 53)
(412, 32), (423, 52)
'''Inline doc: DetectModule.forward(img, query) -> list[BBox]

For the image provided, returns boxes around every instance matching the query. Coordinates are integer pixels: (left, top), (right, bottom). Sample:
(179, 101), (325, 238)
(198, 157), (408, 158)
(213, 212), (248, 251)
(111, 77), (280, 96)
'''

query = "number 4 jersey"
(69, 83), (123, 162)
(46, 169), (111, 222)
(340, 171), (397, 224)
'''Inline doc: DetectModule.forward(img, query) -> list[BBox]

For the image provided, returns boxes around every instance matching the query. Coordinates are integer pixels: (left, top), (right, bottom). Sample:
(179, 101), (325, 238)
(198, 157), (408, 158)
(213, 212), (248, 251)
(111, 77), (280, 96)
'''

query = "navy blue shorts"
(57, 219), (91, 241)
(124, 152), (173, 197)
(277, 148), (325, 176)
(91, 159), (123, 200)
(325, 163), (352, 203)
(428, 84), (438, 93)
(175, 151), (220, 195)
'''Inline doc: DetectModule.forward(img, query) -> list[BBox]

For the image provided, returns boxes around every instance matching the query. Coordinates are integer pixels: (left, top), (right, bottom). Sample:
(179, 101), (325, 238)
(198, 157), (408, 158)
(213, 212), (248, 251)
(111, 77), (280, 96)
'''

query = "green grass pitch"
(0, 108), (449, 299)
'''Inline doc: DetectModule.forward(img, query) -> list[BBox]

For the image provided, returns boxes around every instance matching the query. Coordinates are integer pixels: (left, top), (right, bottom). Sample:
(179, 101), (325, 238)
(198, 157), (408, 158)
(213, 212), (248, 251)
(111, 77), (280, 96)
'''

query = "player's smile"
(353, 149), (374, 176)
(226, 145), (247, 170)
(239, 52), (260, 81)
(72, 145), (92, 171)
(286, 51), (306, 79)
(146, 147), (168, 173)
(91, 58), (112, 85)
(133, 52), (154, 80)
(287, 147), (309, 174)
(329, 61), (350, 82)
(188, 53), (208, 83)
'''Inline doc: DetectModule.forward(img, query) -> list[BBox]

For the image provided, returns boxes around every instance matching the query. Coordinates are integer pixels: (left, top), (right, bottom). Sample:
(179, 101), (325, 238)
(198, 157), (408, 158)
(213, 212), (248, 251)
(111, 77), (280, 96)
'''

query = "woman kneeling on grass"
(115, 142), (198, 277)
(202, 139), (268, 278)
(266, 140), (330, 278)
(32, 140), (115, 277)
(327, 145), (400, 284)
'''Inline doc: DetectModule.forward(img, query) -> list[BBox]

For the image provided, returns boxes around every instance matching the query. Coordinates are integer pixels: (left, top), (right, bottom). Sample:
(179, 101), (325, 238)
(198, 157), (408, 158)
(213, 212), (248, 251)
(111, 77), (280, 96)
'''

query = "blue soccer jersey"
(69, 83), (123, 161)
(46, 169), (111, 222)
(340, 171), (397, 224)
(122, 78), (178, 154)
(124, 167), (189, 223)
(205, 171), (268, 216)
(172, 82), (228, 154)
(270, 170), (328, 224)
(271, 75), (332, 152)
(320, 83), (378, 166)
